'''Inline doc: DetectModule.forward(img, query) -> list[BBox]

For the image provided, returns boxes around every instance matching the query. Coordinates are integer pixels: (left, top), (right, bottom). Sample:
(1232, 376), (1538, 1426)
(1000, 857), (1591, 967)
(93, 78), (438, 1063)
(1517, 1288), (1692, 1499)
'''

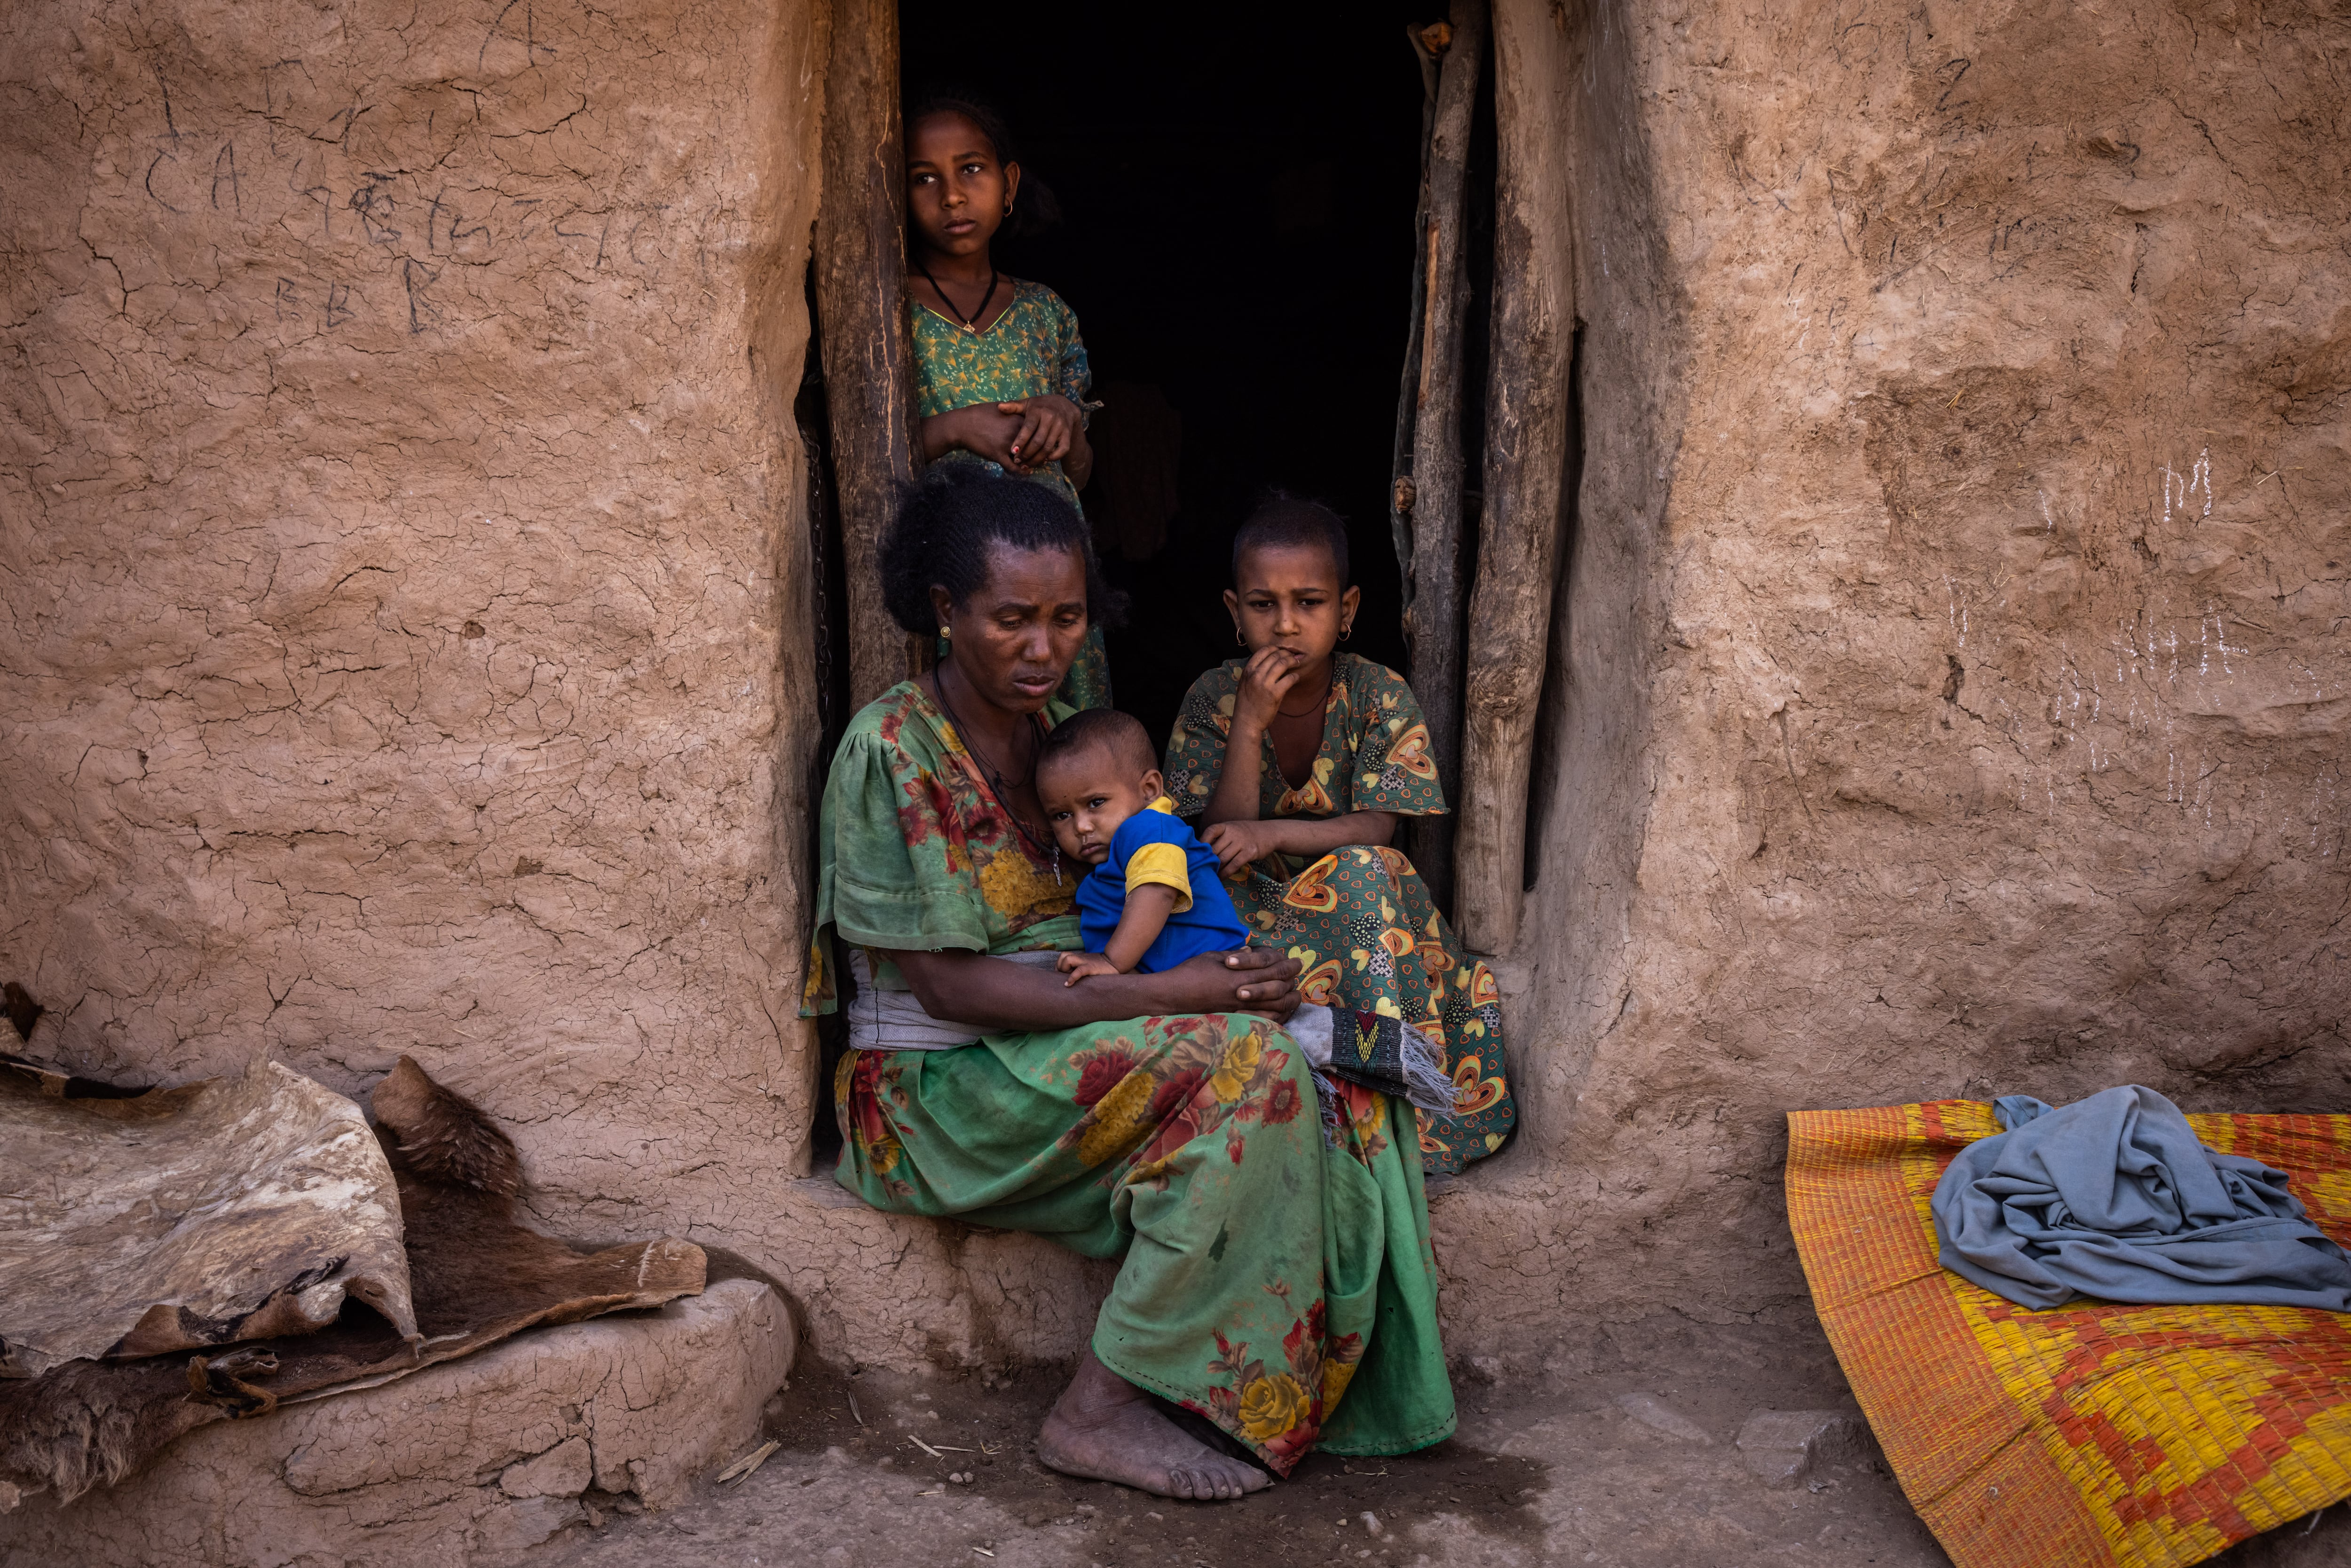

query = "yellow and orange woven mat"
(1787, 1100), (2351, 1568)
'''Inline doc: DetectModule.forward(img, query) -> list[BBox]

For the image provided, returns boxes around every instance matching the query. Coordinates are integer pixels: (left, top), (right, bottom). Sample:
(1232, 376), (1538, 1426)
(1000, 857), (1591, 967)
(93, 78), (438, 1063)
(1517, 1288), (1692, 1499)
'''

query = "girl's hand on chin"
(1232, 645), (1307, 732)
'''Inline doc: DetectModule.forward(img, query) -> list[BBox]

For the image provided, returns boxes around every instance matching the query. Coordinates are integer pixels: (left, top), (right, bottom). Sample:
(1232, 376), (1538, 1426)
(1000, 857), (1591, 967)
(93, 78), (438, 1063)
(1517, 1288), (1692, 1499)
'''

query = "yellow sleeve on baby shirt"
(1124, 843), (1195, 913)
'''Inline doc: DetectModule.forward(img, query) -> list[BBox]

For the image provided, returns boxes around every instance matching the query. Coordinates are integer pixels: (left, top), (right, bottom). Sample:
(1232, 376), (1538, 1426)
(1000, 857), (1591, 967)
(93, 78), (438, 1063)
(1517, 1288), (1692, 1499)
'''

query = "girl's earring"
(1341, 622), (1353, 642)
(1235, 627), (1246, 647)
(939, 625), (952, 639)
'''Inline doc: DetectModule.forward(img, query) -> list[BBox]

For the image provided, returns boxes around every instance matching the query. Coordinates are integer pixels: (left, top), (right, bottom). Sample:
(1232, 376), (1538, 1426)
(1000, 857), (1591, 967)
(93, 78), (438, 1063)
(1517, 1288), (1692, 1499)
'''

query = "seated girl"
(903, 93), (1110, 709)
(1163, 496), (1518, 1175)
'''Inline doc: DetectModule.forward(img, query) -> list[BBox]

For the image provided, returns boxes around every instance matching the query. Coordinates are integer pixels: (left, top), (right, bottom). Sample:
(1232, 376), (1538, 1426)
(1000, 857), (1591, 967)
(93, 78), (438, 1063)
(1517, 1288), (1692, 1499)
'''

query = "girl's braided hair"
(879, 466), (1124, 635)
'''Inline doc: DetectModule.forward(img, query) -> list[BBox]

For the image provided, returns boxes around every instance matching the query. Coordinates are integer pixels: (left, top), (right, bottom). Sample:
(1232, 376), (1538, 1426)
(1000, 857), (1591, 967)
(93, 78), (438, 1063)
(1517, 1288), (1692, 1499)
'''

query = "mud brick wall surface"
(0, 0), (827, 1246)
(1440, 0), (2351, 1341)
(3, 0), (2347, 1359)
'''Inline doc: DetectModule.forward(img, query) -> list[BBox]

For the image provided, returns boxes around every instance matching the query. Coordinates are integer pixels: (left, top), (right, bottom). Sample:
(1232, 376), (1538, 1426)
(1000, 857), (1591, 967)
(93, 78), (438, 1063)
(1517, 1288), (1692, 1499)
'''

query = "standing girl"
(1164, 495), (1517, 1176)
(904, 95), (1111, 709)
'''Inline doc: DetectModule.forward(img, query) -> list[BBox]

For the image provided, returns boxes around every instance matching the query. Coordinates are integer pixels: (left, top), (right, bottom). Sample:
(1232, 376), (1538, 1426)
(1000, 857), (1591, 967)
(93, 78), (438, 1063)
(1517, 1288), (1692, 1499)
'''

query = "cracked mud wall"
(1440, 0), (2351, 1349)
(5, 0), (2347, 1379)
(0, 0), (828, 1255)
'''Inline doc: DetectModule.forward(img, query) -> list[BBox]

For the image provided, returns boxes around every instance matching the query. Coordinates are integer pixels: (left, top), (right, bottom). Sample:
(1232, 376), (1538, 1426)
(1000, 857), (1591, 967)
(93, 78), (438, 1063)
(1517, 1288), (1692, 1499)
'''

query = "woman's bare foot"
(1036, 1349), (1272, 1501)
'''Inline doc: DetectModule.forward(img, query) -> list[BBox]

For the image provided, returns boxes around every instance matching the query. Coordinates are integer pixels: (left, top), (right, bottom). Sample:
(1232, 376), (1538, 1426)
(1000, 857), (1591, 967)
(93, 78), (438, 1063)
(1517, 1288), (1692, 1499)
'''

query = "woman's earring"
(1341, 622), (1353, 642)
(1235, 627), (1246, 647)
(939, 625), (952, 640)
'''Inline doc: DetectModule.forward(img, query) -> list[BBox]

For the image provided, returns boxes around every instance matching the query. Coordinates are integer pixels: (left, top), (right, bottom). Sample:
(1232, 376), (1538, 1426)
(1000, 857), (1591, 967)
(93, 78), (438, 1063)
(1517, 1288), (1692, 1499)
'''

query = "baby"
(1034, 708), (1251, 984)
(1037, 707), (1459, 1119)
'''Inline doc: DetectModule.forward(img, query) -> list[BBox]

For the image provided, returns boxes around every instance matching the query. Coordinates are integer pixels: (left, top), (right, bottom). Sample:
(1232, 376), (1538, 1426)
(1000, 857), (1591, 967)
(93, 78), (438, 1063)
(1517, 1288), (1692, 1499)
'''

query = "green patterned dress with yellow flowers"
(802, 680), (1455, 1473)
(912, 278), (1109, 709)
(1163, 653), (1518, 1176)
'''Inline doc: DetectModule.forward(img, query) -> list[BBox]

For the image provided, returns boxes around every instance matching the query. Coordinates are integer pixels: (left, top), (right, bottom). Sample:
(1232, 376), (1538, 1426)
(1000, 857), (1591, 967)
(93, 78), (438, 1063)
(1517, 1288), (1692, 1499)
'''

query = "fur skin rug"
(0, 1056), (703, 1504)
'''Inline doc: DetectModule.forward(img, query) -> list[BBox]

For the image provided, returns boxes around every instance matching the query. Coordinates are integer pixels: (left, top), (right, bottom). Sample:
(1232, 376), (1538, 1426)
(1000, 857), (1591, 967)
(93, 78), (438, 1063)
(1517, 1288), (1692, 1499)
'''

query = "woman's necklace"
(915, 260), (998, 333)
(928, 667), (1061, 875)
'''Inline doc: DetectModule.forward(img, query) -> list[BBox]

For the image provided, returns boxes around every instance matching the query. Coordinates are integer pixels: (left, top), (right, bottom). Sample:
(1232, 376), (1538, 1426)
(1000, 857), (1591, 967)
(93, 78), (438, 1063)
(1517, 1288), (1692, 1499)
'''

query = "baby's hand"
(1058, 952), (1121, 985)
(1202, 819), (1282, 876)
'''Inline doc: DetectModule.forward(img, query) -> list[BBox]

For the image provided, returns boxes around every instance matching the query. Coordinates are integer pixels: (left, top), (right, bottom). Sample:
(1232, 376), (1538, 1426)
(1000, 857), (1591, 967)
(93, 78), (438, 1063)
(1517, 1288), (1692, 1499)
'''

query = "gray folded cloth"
(1931, 1084), (2351, 1311)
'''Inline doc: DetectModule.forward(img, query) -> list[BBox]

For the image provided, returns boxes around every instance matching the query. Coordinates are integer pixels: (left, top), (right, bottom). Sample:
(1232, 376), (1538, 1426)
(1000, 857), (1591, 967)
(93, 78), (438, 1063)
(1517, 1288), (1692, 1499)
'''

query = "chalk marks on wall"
(107, 45), (726, 349)
(2160, 448), (2212, 528)
(1919, 444), (2347, 855)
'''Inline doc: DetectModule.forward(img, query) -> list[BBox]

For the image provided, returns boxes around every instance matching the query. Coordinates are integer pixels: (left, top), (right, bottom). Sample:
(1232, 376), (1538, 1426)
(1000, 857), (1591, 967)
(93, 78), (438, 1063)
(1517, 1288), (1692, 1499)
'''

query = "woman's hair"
(903, 92), (1062, 238)
(879, 466), (1124, 634)
(1230, 490), (1351, 586)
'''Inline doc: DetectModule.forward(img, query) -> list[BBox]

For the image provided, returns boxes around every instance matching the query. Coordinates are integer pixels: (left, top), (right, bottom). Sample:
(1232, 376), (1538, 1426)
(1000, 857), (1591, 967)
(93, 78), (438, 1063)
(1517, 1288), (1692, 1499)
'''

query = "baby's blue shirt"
(1073, 798), (1252, 973)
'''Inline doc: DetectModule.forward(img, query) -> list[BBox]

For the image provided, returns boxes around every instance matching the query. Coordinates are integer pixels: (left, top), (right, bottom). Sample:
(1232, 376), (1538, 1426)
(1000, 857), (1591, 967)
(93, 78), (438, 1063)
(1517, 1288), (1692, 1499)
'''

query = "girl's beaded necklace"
(915, 260), (1000, 333)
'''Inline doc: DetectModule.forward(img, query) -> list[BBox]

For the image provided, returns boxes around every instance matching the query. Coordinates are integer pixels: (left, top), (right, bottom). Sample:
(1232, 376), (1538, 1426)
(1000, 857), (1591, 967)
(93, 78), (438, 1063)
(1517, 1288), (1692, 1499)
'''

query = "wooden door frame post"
(812, 0), (920, 712)
(1456, 0), (1577, 953)
(1388, 24), (1441, 606)
(1404, 0), (1487, 916)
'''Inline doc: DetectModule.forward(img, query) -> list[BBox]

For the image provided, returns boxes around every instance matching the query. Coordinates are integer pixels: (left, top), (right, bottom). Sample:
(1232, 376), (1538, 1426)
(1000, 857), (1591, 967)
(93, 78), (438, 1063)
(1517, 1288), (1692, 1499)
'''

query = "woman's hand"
(1200, 818), (1287, 876)
(1154, 947), (1302, 1023)
(996, 394), (1084, 468)
(888, 945), (1299, 1032)
(1231, 644), (1308, 735)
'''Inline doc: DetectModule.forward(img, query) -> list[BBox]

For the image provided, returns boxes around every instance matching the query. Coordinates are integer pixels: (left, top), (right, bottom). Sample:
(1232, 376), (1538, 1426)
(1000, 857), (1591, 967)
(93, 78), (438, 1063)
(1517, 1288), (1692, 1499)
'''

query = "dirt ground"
(511, 1314), (2351, 1568)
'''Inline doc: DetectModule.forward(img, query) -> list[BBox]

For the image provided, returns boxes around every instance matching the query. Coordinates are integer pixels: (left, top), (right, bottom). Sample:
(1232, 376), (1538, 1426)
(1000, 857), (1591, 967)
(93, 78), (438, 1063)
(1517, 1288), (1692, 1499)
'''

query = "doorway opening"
(898, 0), (1444, 751)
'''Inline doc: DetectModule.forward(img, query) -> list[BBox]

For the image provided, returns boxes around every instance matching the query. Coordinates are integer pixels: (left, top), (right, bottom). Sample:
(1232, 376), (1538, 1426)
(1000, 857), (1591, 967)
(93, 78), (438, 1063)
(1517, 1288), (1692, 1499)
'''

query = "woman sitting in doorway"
(802, 468), (1456, 1497)
(903, 93), (1111, 710)
(1164, 495), (1517, 1176)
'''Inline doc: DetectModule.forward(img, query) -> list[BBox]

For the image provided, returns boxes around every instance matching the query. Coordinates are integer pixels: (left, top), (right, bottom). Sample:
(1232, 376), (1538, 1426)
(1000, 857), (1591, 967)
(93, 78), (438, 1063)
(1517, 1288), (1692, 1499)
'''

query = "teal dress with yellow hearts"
(1162, 653), (1518, 1176)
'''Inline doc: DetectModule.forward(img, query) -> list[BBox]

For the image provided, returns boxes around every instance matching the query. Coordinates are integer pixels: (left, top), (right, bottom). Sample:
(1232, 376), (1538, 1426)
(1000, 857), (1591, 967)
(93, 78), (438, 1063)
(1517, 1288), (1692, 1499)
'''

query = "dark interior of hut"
(807, 7), (1495, 1159)
(898, 0), (1494, 756)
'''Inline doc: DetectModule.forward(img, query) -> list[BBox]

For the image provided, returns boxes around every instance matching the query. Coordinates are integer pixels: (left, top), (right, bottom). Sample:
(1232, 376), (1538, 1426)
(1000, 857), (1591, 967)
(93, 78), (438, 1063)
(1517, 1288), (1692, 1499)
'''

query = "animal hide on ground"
(0, 1055), (417, 1380)
(0, 1056), (706, 1504)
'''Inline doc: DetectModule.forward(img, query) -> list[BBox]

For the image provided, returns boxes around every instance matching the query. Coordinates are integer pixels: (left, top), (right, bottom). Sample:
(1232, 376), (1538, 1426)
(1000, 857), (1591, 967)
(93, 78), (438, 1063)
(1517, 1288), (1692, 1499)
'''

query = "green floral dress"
(911, 279), (1109, 709)
(803, 681), (1455, 1473)
(1163, 653), (1518, 1176)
